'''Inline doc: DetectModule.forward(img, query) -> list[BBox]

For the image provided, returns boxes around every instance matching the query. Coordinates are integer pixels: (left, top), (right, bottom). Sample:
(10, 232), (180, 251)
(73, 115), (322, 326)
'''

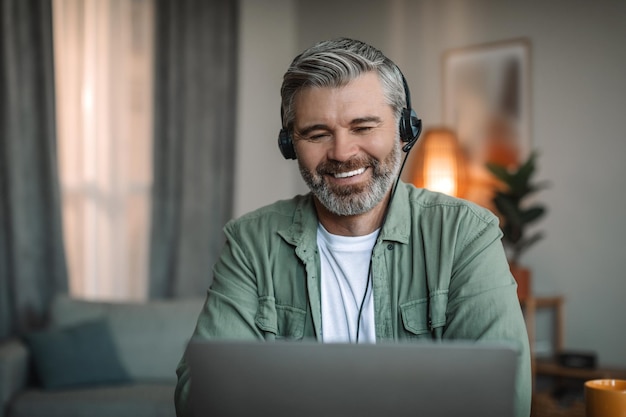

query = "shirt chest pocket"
(255, 296), (306, 340)
(399, 299), (431, 339)
(399, 293), (448, 340)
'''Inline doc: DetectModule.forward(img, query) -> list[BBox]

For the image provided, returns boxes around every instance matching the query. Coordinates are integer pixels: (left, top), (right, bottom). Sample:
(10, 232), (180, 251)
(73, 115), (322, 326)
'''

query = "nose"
(327, 129), (358, 161)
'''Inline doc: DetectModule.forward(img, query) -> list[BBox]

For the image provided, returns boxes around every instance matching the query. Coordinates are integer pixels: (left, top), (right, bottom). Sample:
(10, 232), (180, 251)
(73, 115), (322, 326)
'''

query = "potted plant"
(486, 151), (548, 300)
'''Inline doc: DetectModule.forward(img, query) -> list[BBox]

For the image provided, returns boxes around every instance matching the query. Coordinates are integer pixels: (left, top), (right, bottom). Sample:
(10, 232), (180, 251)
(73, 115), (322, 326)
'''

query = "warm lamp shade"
(405, 128), (467, 198)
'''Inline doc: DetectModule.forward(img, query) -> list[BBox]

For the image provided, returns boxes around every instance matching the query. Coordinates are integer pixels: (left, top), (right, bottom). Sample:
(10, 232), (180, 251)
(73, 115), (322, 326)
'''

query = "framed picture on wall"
(443, 38), (531, 208)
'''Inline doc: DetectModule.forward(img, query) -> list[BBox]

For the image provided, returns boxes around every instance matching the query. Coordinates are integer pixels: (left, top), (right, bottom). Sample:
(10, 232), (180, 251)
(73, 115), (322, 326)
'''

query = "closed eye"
(305, 132), (331, 141)
(353, 126), (374, 134)
(351, 116), (382, 135)
(295, 124), (332, 142)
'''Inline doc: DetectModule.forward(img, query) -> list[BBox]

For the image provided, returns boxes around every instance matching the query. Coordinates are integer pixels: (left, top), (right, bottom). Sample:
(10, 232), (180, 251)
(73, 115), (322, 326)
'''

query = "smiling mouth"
(333, 167), (366, 179)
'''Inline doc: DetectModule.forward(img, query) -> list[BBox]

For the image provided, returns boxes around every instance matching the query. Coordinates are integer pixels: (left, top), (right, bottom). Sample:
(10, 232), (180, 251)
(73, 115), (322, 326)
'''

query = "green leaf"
(520, 206), (546, 224)
(511, 152), (537, 189)
(486, 163), (514, 183)
(517, 231), (545, 255)
(493, 195), (522, 225)
(485, 150), (547, 263)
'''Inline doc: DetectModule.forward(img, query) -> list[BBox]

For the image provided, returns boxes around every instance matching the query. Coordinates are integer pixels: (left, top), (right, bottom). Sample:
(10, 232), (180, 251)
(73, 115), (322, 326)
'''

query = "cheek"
(369, 134), (401, 160)
(295, 143), (322, 170)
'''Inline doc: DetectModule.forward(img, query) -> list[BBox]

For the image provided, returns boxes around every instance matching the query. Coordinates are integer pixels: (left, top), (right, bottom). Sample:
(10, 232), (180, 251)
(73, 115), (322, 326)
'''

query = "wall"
(236, 0), (626, 367)
(234, 0), (304, 218)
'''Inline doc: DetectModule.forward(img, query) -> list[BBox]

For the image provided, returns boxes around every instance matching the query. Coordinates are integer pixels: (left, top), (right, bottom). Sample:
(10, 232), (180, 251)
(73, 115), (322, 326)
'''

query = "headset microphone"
(401, 113), (422, 153)
(398, 73), (422, 153)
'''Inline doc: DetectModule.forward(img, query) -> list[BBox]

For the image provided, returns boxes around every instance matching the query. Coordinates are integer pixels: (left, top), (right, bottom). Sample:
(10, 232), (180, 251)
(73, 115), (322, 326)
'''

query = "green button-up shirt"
(175, 182), (531, 417)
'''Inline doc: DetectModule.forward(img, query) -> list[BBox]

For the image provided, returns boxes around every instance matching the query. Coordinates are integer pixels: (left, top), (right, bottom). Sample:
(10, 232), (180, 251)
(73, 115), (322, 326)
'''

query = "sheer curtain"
(0, 0), (68, 338)
(52, 0), (236, 301)
(148, 0), (238, 298)
(52, 0), (154, 301)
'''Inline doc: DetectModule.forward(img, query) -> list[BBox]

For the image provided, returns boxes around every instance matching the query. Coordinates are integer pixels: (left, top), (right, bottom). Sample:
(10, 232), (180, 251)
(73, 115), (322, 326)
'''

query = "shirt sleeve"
(174, 221), (266, 417)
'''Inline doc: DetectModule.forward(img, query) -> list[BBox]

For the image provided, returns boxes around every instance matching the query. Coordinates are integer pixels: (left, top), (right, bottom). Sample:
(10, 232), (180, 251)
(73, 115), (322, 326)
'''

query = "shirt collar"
(277, 193), (318, 249)
(378, 181), (411, 245)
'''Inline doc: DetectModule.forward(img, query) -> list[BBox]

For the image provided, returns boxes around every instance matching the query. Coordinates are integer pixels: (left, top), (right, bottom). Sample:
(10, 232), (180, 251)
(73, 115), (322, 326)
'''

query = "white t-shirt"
(317, 223), (377, 343)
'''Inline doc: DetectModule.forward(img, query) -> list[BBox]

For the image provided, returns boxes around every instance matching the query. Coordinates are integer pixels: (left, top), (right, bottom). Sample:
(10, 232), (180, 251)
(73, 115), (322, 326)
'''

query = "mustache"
(316, 156), (378, 176)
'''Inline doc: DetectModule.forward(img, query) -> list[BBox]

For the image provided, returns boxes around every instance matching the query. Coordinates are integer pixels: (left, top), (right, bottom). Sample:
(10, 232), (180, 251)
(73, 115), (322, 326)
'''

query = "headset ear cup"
(399, 109), (412, 143)
(408, 108), (422, 140)
(398, 71), (422, 152)
(278, 128), (297, 160)
(399, 108), (421, 142)
(400, 108), (422, 153)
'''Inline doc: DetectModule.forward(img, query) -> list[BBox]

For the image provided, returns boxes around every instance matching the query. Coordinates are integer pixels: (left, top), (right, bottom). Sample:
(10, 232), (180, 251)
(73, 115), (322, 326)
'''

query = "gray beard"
(298, 142), (402, 216)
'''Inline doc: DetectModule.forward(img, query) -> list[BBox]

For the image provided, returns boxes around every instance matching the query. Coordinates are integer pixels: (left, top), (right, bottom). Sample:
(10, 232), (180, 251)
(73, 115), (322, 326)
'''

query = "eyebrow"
(296, 124), (329, 137)
(296, 116), (383, 137)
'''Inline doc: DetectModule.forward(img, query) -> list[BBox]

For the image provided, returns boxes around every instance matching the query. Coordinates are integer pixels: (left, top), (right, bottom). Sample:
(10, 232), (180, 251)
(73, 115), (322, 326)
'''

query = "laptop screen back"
(187, 339), (518, 417)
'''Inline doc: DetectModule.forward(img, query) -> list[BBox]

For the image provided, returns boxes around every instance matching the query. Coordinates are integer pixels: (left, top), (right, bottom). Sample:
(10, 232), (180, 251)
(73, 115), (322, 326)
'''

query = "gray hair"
(280, 38), (406, 133)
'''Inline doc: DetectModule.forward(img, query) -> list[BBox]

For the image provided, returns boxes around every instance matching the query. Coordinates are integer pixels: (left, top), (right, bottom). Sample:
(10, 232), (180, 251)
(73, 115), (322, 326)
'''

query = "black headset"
(277, 71), (422, 160)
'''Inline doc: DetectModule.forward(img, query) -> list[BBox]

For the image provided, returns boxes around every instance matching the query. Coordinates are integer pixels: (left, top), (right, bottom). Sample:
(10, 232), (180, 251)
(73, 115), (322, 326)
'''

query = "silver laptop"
(186, 339), (518, 417)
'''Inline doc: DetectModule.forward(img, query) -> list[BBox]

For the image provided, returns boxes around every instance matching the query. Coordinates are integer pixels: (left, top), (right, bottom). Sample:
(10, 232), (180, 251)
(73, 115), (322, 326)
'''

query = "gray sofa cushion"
(8, 383), (175, 417)
(24, 319), (130, 389)
(50, 295), (204, 382)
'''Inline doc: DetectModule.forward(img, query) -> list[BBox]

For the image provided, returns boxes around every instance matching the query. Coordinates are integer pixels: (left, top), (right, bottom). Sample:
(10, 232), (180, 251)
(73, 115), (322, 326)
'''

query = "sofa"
(0, 294), (204, 417)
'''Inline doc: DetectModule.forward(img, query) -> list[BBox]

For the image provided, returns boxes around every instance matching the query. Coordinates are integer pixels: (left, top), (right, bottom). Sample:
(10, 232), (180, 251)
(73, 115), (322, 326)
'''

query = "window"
(52, 0), (154, 301)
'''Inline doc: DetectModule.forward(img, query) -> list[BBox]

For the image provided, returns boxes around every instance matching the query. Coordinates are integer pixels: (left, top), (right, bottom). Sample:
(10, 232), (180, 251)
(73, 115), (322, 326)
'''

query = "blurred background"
(2, 0), (625, 386)
(237, 0), (626, 371)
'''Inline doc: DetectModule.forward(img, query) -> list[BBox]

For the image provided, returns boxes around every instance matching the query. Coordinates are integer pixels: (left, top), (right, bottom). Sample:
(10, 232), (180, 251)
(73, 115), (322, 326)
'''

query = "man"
(175, 38), (531, 417)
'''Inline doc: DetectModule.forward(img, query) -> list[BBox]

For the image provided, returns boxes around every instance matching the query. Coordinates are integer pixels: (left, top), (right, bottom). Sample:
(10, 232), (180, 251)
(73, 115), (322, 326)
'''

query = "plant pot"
(509, 263), (531, 301)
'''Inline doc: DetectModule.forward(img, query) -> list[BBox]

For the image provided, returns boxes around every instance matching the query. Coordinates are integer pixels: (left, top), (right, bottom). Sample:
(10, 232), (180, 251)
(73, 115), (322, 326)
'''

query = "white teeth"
(334, 167), (366, 178)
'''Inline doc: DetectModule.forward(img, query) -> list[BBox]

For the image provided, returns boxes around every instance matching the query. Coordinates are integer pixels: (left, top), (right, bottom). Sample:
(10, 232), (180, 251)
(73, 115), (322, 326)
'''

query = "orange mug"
(585, 379), (626, 417)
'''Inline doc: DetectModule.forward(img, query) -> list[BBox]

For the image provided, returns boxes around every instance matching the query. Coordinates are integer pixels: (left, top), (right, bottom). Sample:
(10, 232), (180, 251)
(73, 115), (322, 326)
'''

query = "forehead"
(293, 72), (391, 125)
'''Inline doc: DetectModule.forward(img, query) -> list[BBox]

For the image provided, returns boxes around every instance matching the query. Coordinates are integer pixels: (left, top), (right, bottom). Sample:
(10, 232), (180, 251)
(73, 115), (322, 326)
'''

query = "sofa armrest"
(0, 338), (30, 417)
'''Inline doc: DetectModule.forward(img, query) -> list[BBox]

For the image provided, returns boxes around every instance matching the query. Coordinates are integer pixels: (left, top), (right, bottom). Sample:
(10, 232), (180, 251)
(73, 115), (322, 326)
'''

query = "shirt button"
(387, 243), (393, 250)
